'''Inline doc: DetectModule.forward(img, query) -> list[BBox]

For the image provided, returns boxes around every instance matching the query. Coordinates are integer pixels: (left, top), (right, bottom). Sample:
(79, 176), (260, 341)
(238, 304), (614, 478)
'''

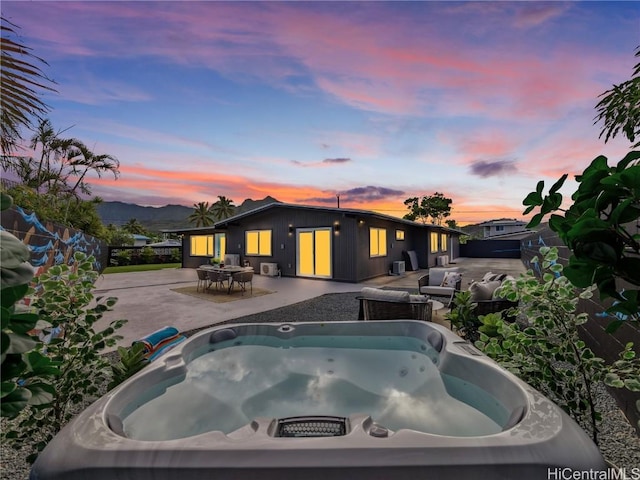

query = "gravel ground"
(2, 292), (638, 478)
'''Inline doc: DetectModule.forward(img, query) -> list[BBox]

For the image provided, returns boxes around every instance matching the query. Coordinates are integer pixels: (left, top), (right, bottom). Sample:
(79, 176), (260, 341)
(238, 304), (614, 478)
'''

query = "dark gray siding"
(224, 208), (358, 282)
(180, 205), (461, 283)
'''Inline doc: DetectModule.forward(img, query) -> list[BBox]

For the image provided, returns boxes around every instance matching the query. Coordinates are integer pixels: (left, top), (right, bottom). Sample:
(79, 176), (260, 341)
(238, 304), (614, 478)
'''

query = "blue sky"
(2, 1), (638, 224)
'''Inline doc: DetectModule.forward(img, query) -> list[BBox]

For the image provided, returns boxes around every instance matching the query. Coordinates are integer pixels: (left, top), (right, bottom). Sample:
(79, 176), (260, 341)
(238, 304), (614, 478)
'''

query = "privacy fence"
(107, 245), (182, 266)
(1, 206), (108, 273)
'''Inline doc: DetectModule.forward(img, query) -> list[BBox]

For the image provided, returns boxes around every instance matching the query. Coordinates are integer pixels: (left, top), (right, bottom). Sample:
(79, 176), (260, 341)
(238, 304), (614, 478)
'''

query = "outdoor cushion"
(409, 294), (429, 303)
(428, 267), (460, 286)
(360, 287), (410, 303)
(483, 272), (507, 282)
(469, 280), (501, 302)
(419, 285), (456, 296)
(441, 271), (461, 288)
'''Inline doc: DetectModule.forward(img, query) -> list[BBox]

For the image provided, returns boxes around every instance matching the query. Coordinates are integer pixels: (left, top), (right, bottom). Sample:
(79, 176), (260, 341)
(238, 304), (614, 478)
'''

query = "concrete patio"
(94, 257), (527, 348)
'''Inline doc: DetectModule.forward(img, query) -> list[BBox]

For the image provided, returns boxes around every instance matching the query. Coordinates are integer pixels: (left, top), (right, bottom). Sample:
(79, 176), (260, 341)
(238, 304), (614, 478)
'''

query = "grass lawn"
(102, 263), (181, 274)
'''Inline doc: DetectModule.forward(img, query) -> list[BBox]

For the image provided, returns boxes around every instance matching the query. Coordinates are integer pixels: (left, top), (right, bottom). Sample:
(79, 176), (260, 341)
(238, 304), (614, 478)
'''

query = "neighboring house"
(132, 234), (151, 246)
(165, 203), (461, 283)
(478, 219), (528, 239)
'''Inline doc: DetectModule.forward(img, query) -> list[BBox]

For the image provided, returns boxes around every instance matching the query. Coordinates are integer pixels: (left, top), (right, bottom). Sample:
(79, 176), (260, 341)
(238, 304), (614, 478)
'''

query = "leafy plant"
(1, 192), (59, 419)
(114, 248), (132, 266)
(476, 247), (640, 445)
(170, 248), (182, 263)
(108, 343), (148, 390)
(140, 245), (156, 264)
(3, 252), (126, 463)
(523, 152), (640, 331)
(0, 17), (56, 155)
(594, 46), (639, 147)
(445, 291), (481, 341)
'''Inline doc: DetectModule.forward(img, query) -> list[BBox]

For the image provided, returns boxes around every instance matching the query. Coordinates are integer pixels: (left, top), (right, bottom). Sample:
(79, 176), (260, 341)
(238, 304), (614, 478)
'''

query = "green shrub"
(445, 291), (480, 341)
(140, 246), (156, 264)
(3, 252), (126, 463)
(1, 193), (58, 420)
(114, 249), (132, 266)
(109, 343), (148, 390)
(169, 248), (182, 263)
(476, 247), (640, 444)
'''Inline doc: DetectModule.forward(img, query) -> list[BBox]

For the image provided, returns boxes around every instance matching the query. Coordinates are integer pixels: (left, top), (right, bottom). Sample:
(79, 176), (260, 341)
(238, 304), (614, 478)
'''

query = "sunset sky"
(2, 1), (637, 225)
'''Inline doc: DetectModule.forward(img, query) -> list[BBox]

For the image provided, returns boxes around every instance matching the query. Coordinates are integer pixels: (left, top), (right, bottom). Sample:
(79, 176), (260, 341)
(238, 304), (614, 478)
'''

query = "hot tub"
(30, 321), (605, 480)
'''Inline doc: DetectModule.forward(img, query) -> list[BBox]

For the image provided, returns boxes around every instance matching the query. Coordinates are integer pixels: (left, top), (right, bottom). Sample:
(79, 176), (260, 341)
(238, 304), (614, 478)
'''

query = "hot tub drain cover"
(276, 416), (347, 437)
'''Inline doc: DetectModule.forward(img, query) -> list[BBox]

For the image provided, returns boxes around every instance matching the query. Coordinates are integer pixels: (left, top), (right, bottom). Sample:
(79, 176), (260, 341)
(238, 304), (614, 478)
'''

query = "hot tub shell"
(30, 320), (606, 480)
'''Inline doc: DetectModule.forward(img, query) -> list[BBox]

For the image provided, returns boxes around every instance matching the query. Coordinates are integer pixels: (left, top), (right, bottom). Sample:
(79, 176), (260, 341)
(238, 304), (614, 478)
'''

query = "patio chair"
(362, 298), (432, 321)
(418, 267), (462, 308)
(207, 269), (229, 292)
(468, 273), (518, 322)
(196, 269), (209, 292)
(232, 270), (253, 295)
(357, 287), (432, 322)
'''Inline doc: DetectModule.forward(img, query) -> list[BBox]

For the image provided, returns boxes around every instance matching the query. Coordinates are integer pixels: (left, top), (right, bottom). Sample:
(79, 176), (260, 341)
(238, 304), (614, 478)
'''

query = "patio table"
(209, 266), (253, 293)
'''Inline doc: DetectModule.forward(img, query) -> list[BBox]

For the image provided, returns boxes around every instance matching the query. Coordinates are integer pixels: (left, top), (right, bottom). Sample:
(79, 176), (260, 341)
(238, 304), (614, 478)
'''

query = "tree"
(210, 195), (235, 220)
(403, 192), (452, 225)
(594, 46), (640, 147)
(445, 219), (459, 229)
(524, 47), (640, 332)
(188, 201), (215, 227)
(66, 141), (120, 198)
(0, 17), (56, 155)
(105, 224), (134, 246)
(122, 218), (146, 235)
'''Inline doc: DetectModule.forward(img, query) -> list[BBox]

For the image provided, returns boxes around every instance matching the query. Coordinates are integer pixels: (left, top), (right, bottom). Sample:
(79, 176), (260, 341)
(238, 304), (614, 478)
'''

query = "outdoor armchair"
(232, 270), (253, 295)
(357, 287), (432, 322)
(418, 267), (462, 308)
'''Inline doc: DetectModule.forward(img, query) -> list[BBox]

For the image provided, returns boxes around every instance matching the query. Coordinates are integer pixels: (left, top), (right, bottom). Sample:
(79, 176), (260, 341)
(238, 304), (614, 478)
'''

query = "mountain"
(96, 196), (280, 232)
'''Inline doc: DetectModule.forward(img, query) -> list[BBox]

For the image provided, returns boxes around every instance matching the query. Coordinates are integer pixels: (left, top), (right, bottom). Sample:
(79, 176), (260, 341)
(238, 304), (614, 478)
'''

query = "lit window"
(395, 230), (405, 241)
(246, 230), (272, 256)
(190, 235), (214, 256)
(430, 232), (439, 253)
(370, 228), (387, 257)
(441, 234), (448, 252)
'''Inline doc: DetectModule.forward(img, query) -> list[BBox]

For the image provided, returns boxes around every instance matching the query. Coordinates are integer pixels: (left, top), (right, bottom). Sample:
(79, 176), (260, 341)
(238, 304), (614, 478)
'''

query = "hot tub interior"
(119, 326), (510, 440)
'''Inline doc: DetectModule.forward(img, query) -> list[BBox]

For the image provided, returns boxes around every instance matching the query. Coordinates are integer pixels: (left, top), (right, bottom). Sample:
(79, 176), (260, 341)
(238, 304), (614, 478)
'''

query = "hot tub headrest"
(427, 330), (444, 352)
(210, 328), (238, 344)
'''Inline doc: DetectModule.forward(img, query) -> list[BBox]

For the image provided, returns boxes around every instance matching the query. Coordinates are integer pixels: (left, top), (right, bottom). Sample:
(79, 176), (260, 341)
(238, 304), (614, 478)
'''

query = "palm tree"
(123, 218), (146, 235)
(67, 141), (120, 197)
(188, 202), (215, 227)
(210, 196), (235, 220)
(1, 17), (56, 155)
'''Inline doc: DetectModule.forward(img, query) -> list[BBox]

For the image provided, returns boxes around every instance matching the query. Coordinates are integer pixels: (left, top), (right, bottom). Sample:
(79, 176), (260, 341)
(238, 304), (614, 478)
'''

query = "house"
(132, 234), (152, 246)
(477, 219), (528, 239)
(165, 203), (461, 283)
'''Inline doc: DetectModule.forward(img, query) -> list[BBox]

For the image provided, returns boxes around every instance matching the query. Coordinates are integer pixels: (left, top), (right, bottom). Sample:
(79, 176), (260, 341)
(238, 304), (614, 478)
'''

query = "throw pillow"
(483, 272), (507, 282)
(441, 271), (460, 288)
(469, 280), (501, 301)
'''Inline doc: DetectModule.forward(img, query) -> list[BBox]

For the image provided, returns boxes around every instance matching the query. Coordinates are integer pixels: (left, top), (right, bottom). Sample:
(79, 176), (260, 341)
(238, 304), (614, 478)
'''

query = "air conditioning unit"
(392, 261), (406, 275)
(261, 262), (279, 277)
(437, 255), (449, 267)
